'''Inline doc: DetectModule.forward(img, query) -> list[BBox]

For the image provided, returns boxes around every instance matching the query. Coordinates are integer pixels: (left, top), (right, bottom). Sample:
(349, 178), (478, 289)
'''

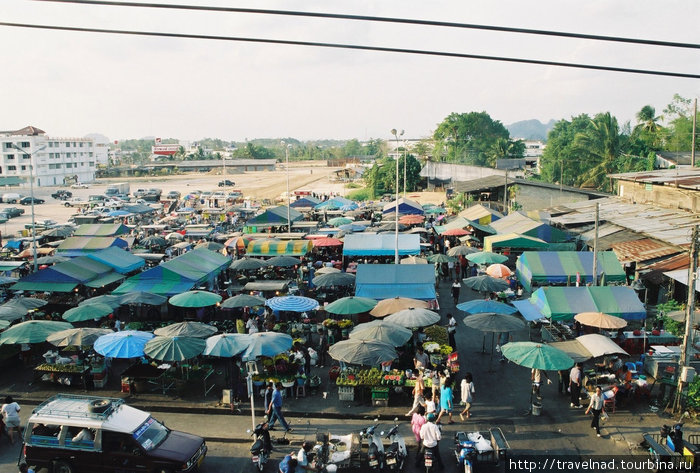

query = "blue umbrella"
(266, 296), (319, 312)
(340, 203), (358, 211)
(457, 300), (517, 315)
(94, 330), (155, 358)
(204, 333), (251, 357)
(242, 332), (293, 360)
(107, 210), (131, 217)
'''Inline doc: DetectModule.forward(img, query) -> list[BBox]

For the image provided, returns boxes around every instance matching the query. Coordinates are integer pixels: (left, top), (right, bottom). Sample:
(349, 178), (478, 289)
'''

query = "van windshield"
(132, 417), (169, 451)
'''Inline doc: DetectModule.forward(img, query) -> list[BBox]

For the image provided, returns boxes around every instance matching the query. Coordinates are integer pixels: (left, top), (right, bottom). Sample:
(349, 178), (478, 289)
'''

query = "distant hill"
(507, 119), (557, 141)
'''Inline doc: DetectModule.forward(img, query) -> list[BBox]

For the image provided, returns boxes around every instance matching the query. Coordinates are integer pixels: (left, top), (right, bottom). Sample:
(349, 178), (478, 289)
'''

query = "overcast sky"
(2, 0), (698, 142)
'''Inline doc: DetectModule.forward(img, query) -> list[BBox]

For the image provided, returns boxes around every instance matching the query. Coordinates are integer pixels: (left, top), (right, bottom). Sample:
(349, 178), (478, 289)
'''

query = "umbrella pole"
(481, 334), (486, 354)
(488, 333), (494, 372)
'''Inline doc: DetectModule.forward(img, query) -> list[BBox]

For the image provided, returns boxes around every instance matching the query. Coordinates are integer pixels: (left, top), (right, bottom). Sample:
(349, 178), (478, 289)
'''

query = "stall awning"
(355, 264), (436, 300)
(86, 247), (145, 274)
(112, 277), (195, 296)
(11, 281), (78, 292)
(382, 197), (424, 216)
(483, 233), (549, 252)
(664, 269), (700, 293)
(84, 272), (126, 288)
(10, 267), (81, 293)
(243, 280), (290, 292)
(56, 236), (129, 256)
(489, 212), (570, 242)
(0, 261), (26, 272)
(516, 251), (627, 291)
(246, 239), (313, 256)
(74, 223), (130, 237)
(550, 334), (628, 362)
(529, 286), (646, 321)
(343, 234), (420, 256)
(246, 206), (303, 225)
(511, 300), (546, 322)
(458, 204), (503, 224)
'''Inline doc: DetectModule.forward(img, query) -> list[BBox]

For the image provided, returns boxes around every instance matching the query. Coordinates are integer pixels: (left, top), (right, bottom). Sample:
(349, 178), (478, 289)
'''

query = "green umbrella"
(427, 254), (457, 263)
(424, 207), (446, 215)
(312, 272), (356, 288)
(196, 241), (225, 251)
(466, 252), (508, 265)
(230, 258), (268, 271)
(221, 294), (266, 309)
(349, 320), (412, 347)
(63, 303), (114, 322)
(144, 336), (206, 361)
(169, 290), (222, 308)
(447, 245), (480, 257)
(328, 217), (353, 227)
(79, 294), (123, 310)
(154, 321), (217, 338)
(0, 320), (73, 345)
(204, 333), (251, 357)
(325, 296), (377, 315)
(462, 275), (510, 293)
(266, 256), (302, 268)
(46, 327), (113, 347)
(501, 341), (575, 371)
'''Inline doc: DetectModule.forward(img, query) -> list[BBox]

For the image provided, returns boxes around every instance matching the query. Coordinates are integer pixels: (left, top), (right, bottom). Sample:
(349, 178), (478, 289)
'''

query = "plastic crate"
(339, 386), (354, 401)
(371, 388), (389, 400)
(93, 376), (108, 389)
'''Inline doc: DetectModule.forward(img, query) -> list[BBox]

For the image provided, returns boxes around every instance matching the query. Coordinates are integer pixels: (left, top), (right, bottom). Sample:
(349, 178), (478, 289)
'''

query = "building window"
(6, 154), (14, 160)
(21, 165), (26, 171)
(22, 154), (29, 159)
(7, 166), (16, 171)
(89, 162), (95, 167)
(20, 142), (30, 147)
(65, 142), (70, 147)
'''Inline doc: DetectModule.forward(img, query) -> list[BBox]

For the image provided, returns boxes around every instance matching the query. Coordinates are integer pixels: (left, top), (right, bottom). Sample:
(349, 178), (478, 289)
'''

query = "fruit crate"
(338, 386), (354, 401)
(371, 387), (389, 400)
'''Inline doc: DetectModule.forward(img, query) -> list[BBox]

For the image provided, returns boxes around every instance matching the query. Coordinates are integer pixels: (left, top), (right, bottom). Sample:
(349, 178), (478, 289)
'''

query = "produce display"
(35, 363), (87, 373)
(423, 326), (448, 346)
(335, 367), (406, 387)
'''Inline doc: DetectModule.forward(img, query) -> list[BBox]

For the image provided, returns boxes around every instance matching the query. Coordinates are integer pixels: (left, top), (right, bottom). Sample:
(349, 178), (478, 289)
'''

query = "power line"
(33, 0), (700, 50)
(1, 22), (698, 79)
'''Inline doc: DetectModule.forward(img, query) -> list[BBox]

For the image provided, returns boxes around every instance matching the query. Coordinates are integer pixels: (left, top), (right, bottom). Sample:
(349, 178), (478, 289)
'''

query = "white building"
(0, 126), (96, 187)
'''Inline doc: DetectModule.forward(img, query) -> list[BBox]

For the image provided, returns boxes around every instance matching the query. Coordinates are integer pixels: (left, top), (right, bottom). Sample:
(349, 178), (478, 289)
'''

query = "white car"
(71, 182), (90, 189)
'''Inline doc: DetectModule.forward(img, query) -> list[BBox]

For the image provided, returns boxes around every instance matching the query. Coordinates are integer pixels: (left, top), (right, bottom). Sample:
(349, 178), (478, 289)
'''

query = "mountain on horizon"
(507, 119), (557, 141)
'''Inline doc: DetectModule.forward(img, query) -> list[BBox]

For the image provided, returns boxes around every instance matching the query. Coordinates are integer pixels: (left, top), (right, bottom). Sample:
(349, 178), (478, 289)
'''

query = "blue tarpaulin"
(355, 264), (436, 300)
(343, 234), (420, 256)
(382, 197), (424, 216)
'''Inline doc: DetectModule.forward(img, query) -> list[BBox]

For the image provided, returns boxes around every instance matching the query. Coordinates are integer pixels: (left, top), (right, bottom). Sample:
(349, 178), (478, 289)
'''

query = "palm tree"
(636, 105), (660, 133)
(573, 112), (621, 192)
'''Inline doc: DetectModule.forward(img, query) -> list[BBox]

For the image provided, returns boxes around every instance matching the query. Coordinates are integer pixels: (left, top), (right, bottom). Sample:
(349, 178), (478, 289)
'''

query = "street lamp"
(402, 138), (408, 197)
(390, 129), (404, 264)
(9, 142), (46, 273)
(281, 141), (291, 233)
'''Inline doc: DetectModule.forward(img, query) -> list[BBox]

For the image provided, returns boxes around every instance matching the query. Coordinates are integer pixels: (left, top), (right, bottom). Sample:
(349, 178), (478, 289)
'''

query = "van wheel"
(88, 399), (112, 413)
(53, 460), (75, 473)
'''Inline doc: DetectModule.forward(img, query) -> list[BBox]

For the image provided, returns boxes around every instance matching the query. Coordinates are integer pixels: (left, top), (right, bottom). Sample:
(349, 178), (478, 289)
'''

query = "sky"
(1, 0), (699, 143)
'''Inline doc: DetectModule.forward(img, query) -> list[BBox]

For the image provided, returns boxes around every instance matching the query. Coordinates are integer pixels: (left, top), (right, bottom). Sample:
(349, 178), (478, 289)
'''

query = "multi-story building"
(0, 126), (96, 187)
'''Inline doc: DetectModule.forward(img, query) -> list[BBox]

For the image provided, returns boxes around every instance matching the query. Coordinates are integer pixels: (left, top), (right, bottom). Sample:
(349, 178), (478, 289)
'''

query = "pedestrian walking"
(410, 405), (426, 444)
(459, 373), (475, 420)
(436, 376), (454, 424)
(406, 369), (426, 416)
(569, 363), (582, 408)
(446, 313), (457, 350)
(558, 369), (570, 395)
(266, 382), (292, 432)
(451, 279), (461, 305)
(317, 329), (328, 368)
(1, 396), (21, 445)
(531, 369), (551, 399)
(585, 386), (604, 437)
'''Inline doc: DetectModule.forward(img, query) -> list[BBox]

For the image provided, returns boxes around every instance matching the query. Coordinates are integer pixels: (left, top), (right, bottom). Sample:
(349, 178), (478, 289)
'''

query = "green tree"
(433, 112), (510, 165)
(539, 114), (592, 186)
(573, 112), (622, 192)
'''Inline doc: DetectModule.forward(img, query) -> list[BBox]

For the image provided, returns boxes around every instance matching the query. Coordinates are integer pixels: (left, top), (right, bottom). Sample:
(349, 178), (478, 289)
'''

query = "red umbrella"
(442, 228), (471, 236)
(399, 215), (425, 225)
(313, 237), (343, 247)
(486, 263), (512, 279)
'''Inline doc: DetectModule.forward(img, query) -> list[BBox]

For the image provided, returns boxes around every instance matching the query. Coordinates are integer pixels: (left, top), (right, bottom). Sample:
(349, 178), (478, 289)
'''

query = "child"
(459, 373), (475, 420)
(410, 405), (426, 444)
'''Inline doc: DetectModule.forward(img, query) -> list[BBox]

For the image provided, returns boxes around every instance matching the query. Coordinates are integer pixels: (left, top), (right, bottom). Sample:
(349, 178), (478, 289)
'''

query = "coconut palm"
(573, 112), (621, 192)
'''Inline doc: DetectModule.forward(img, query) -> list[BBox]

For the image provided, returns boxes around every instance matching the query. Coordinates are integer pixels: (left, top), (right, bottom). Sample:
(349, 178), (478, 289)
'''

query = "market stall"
(34, 353), (92, 389)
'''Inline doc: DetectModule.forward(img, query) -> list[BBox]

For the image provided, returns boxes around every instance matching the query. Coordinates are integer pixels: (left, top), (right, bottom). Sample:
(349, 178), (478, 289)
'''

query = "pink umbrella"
(313, 237), (344, 248)
(486, 263), (512, 279)
(442, 228), (471, 236)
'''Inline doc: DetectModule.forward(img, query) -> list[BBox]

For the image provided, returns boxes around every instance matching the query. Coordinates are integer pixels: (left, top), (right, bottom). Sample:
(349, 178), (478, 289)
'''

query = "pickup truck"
(51, 190), (72, 200)
(63, 197), (87, 207)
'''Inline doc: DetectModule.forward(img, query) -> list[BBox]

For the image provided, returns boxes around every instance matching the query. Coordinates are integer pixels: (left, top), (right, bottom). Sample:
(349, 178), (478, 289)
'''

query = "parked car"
(1, 193), (22, 204)
(51, 190), (73, 200)
(165, 190), (181, 200)
(22, 394), (207, 473)
(71, 182), (90, 189)
(3, 207), (25, 218)
(20, 196), (45, 205)
(218, 179), (235, 187)
(0, 213), (8, 224)
(64, 197), (86, 207)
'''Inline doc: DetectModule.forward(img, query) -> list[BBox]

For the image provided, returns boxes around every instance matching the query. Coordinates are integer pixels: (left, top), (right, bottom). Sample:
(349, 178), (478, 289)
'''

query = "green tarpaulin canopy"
(74, 223), (131, 237)
(483, 233), (549, 252)
(516, 251), (627, 291)
(246, 206), (302, 225)
(529, 286), (646, 322)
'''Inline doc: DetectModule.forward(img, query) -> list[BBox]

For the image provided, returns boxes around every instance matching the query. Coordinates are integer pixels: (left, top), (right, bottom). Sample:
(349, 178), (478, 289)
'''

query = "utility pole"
(674, 225), (699, 414)
(691, 98), (697, 167)
(503, 170), (508, 214)
(591, 202), (599, 286)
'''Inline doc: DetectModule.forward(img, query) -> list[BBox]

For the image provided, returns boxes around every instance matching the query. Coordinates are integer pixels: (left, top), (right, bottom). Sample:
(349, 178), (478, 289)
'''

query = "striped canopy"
(266, 296), (319, 312)
(246, 239), (313, 256)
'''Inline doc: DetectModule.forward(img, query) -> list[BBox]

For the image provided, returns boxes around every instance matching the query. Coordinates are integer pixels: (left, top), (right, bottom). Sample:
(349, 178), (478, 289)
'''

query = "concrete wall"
(515, 184), (589, 211)
(618, 180), (700, 212)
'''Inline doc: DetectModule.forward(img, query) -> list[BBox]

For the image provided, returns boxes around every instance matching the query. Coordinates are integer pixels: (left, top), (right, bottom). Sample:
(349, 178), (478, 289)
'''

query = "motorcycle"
(454, 432), (478, 473)
(423, 446), (435, 473)
(247, 421), (272, 471)
(360, 424), (384, 472)
(382, 419), (407, 472)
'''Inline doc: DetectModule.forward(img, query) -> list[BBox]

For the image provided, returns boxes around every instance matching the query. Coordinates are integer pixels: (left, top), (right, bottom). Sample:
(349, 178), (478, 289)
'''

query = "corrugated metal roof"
(453, 175), (509, 193)
(610, 238), (683, 264)
(642, 253), (689, 272)
(579, 224), (645, 251)
(549, 197), (700, 246)
(609, 168), (700, 190)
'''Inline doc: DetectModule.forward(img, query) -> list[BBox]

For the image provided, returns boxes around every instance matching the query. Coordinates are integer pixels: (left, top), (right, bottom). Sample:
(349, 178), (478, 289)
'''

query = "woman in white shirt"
(1, 396), (21, 444)
(459, 373), (475, 420)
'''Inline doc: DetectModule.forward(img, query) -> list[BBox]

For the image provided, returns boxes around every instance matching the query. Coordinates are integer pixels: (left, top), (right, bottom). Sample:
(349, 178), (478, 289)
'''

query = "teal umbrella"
(144, 336), (206, 361)
(0, 320), (10, 330)
(501, 341), (575, 371)
(328, 339), (397, 365)
(325, 296), (377, 315)
(0, 320), (73, 345)
(312, 272), (356, 288)
(424, 207), (446, 215)
(221, 294), (266, 309)
(154, 321), (217, 338)
(242, 332), (293, 360)
(462, 275), (510, 293)
(427, 254), (457, 264)
(328, 217), (353, 227)
(230, 258), (268, 271)
(204, 333), (251, 357)
(466, 252), (508, 265)
(63, 303), (114, 322)
(169, 290), (222, 308)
